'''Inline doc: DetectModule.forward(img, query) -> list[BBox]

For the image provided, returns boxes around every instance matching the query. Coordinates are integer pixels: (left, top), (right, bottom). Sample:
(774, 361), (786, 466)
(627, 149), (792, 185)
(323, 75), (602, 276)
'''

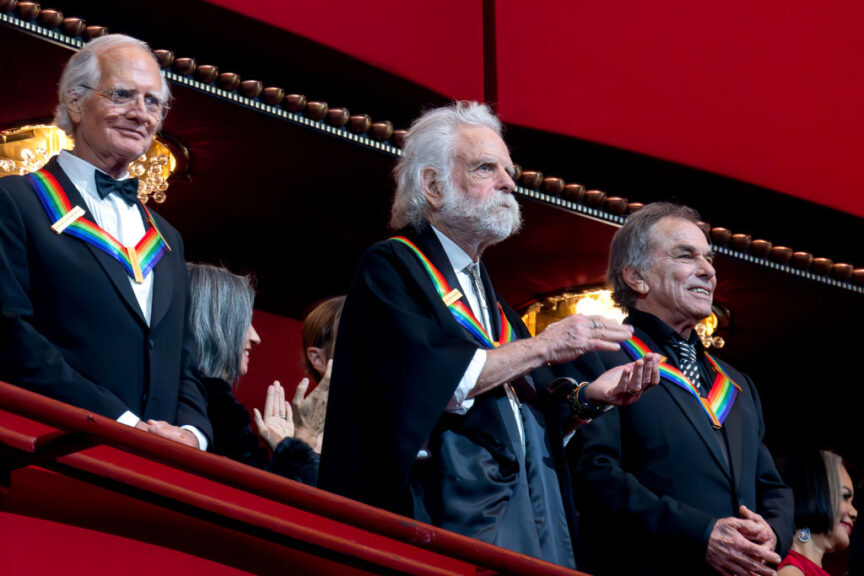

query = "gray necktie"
(465, 263), (491, 335)
(465, 264), (525, 452)
(673, 339), (705, 397)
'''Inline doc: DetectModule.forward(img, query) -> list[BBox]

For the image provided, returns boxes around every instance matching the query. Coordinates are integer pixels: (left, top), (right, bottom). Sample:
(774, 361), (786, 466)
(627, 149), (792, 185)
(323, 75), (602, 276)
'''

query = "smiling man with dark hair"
(569, 202), (794, 576)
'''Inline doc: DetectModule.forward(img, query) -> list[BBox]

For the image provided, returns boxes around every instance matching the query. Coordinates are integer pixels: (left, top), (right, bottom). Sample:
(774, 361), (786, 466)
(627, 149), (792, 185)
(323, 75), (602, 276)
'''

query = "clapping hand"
(253, 380), (295, 451)
(292, 359), (331, 452)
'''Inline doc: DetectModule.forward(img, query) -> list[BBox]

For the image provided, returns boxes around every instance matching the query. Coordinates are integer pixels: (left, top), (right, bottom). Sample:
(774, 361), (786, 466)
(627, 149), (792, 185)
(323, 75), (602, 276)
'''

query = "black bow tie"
(94, 170), (140, 206)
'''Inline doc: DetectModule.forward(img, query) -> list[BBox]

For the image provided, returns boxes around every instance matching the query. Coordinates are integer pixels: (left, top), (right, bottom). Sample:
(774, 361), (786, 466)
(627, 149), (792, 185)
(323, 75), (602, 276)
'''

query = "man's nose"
(499, 168), (515, 193)
(699, 256), (716, 278)
(126, 95), (150, 118)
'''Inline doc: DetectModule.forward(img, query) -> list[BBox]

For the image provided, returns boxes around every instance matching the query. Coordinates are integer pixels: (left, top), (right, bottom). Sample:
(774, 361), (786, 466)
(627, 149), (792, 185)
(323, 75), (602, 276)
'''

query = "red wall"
(231, 309), (307, 418)
(204, 0), (864, 219)
(204, 0), (485, 101)
(495, 0), (864, 218)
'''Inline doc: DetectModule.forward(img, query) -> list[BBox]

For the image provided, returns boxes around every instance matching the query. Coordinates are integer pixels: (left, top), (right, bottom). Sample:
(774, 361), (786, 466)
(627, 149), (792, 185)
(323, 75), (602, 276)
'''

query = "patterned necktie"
(464, 263), (492, 334)
(672, 338), (705, 397)
(94, 170), (140, 206)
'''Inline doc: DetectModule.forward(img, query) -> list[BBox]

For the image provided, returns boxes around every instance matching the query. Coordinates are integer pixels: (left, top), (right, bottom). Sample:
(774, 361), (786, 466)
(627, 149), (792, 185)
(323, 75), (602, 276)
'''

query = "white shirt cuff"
(117, 410), (140, 427)
(445, 349), (486, 414)
(115, 411), (207, 451)
(182, 425), (208, 451)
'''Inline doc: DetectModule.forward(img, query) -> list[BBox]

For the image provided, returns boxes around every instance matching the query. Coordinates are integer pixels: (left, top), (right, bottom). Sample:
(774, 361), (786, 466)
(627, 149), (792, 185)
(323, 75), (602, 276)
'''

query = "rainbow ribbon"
(392, 236), (514, 348)
(622, 336), (740, 428)
(28, 169), (170, 283)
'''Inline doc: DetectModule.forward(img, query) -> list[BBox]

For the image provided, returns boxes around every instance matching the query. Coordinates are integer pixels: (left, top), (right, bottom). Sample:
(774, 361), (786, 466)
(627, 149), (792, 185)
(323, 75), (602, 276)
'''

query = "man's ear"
(622, 266), (649, 295)
(67, 95), (83, 124)
(421, 167), (443, 210)
(306, 346), (328, 377)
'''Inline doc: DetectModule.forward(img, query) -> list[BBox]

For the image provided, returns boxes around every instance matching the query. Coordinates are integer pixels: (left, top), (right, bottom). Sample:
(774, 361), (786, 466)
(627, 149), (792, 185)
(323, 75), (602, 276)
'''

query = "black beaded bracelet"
(567, 381), (611, 422)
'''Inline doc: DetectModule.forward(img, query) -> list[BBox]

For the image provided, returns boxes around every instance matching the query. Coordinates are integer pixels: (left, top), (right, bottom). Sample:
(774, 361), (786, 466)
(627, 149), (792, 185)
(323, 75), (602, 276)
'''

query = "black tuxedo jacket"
(566, 315), (793, 575)
(0, 158), (211, 442)
(319, 223), (575, 567)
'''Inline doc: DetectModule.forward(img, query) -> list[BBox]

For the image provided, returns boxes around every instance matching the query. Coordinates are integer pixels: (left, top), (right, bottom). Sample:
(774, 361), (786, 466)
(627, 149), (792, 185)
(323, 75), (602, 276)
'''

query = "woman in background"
(297, 295), (345, 452)
(778, 449), (857, 576)
(187, 263), (320, 484)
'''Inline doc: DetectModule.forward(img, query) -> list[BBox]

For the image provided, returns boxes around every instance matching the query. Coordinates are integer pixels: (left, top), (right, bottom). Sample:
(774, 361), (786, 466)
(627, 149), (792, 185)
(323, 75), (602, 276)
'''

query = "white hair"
(390, 101), (503, 229)
(54, 34), (171, 136)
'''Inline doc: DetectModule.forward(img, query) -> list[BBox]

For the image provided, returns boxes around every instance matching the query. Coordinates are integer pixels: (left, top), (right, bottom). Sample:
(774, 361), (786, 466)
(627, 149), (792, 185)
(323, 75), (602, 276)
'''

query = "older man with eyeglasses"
(0, 34), (212, 449)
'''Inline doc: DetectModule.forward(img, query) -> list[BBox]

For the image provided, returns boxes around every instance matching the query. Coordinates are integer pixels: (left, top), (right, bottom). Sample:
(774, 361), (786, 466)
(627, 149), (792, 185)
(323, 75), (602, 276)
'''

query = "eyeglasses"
(81, 86), (171, 117)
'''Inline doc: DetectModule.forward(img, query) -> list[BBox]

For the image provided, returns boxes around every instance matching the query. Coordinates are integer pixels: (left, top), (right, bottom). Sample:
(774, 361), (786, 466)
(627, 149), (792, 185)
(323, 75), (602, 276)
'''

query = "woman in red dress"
(778, 450), (857, 576)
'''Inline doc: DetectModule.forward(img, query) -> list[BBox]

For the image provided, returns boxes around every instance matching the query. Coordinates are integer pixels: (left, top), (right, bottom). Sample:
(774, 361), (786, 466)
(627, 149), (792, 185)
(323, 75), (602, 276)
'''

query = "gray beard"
(438, 184), (523, 247)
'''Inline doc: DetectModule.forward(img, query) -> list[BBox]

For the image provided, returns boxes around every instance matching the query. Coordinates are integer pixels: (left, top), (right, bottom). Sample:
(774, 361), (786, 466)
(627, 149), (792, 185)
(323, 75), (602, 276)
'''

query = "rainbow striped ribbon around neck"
(392, 236), (514, 349)
(622, 336), (740, 428)
(28, 169), (170, 283)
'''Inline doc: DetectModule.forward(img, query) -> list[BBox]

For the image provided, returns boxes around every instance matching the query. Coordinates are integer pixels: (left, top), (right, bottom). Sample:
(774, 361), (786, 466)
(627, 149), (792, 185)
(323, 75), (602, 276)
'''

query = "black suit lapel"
(636, 329), (732, 481)
(45, 159), (147, 326)
(717, 369), (744, 493)
(662, 383), (732, 481)
(148, 258), (173, 328)
(148, 215), (174, 328)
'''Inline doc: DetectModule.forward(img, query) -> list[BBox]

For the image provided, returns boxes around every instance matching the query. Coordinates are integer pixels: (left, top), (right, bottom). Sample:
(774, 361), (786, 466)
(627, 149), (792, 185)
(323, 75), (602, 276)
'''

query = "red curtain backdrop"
(204, 0), (486, 101)
(205, 0), (864, 219)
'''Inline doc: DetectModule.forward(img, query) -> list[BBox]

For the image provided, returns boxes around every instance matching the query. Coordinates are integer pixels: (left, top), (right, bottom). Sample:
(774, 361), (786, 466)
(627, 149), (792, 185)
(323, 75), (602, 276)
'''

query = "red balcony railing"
(0, 380), (587, 575)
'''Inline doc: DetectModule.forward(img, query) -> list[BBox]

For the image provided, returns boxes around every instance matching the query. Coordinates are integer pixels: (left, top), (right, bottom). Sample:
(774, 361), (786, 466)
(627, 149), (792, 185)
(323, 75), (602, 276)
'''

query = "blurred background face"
(240, 324), (261, 376)
(301, 296), (344, 380)
(829, 463), (857, 552)
(305, 341), (331, 380)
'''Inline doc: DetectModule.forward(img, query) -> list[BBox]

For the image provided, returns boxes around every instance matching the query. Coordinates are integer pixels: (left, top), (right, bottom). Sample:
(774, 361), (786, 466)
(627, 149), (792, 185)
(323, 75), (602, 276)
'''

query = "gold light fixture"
(695, 313), (725, 349)
(127, 139), (176, 203)
(0, 124), (182, 203)
(0, 124), (73, 175)
(521, 288), (727, 349)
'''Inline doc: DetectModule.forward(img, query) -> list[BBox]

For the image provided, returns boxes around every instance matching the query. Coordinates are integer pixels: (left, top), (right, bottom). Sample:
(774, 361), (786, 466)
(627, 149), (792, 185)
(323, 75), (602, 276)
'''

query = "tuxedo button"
(141, 393), (148, 405)
(148, 339), (155, 349)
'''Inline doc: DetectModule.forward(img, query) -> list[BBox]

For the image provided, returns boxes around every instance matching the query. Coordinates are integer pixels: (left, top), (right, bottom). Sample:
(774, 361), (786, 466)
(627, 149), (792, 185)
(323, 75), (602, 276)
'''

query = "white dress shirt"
(431, 226), (525, 451)
(55, 151), (207, 450)
(57, 151), (154, 324)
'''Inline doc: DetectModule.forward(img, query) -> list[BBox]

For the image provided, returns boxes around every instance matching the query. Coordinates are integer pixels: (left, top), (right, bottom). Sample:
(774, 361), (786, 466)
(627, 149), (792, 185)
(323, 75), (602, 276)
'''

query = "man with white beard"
(319, 101), (660, 567)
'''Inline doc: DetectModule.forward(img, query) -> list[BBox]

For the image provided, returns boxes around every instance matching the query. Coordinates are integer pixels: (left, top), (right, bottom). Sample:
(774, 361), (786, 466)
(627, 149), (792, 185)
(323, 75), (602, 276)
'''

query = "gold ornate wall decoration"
(128, 138), (177, 203)
(0, 124), (73, 176)
(521, 287), (727, 349)
(0, 124), (183, 203)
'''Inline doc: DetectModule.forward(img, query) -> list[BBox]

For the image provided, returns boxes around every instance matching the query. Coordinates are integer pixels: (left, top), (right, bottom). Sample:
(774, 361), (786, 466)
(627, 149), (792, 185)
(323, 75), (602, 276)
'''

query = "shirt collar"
(431, 225), (474, 274)
(56, 150), (133, 202)
(626, 308), (702, 350)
